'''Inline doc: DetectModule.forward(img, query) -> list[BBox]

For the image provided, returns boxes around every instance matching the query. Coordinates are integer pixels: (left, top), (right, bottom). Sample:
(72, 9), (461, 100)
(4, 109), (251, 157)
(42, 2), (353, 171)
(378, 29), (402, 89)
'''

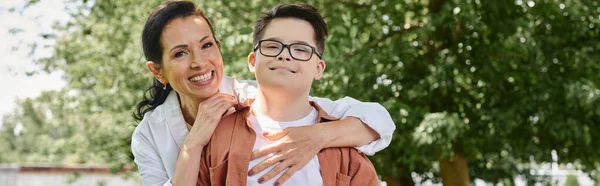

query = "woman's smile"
(188, 70), (215, 86)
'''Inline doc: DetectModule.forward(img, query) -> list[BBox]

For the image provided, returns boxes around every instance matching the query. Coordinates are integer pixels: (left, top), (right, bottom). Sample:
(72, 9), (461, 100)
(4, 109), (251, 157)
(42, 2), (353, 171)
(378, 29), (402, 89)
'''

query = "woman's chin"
(193, 89), (219, 99)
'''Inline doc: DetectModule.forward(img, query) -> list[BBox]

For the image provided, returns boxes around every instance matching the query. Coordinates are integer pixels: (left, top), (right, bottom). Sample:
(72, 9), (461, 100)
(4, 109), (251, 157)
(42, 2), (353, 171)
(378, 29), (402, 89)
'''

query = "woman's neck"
(254, 89), (312, 122)
(177, 93), (204, 125)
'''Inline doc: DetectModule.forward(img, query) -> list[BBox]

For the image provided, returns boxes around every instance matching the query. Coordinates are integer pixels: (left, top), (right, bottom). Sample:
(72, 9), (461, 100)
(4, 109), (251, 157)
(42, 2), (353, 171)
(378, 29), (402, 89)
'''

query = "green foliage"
(1, 0), (599, 184)
(414, 112), (467, 159)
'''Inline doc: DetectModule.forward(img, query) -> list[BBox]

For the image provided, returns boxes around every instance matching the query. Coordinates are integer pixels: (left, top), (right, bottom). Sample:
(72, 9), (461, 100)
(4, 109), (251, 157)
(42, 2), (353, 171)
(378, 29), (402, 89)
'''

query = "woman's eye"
(201, 42), (214, 49)
(174, 51), (188, 58)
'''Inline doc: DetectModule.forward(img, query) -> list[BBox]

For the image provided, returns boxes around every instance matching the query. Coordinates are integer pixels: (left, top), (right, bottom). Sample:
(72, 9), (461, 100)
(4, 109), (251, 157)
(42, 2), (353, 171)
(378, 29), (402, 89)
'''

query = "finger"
(274, 165), (301, 186)
(248, 153), (284, 176)
(215, 101), (236, 116)
(251, 142), (282, 160)
(257, 161), (290, 184)
(210, 95), (235, 110)
(222, 107), (236, 117)
(196, 98), (235, 123)
(219, 98), (236, 110)
(202, 93), (234, 106)
(262, 129), (288, 141)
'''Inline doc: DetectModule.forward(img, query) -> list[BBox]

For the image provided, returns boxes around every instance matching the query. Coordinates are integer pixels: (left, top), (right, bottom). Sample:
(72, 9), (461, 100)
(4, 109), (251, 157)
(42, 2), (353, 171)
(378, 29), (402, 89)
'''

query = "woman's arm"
(310, 96), (395, 155)
(172, 93), (236, 186)
(132, 93), (236, 186)
(231, 78), (395, 153)
(171, 144), (203, 186)
(317, 116), (380, 149)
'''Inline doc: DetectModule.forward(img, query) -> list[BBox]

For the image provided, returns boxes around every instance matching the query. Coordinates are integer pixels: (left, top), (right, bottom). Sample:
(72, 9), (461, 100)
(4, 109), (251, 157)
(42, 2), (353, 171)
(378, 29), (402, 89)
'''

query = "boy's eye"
(202, 42), (214, 49)
(294, 48), (309, 53)
(266, 45), (280, 49)
(174, 51), (188, 58)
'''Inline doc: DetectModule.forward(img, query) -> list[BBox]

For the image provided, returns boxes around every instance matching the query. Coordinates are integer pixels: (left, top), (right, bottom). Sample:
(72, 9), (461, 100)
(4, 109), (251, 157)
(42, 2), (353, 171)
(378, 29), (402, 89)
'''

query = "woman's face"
(154, 15), (223, 102)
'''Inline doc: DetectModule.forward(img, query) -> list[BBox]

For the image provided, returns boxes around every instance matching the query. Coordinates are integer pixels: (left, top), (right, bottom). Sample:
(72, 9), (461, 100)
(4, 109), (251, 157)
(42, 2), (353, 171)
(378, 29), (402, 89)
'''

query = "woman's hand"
(173, 93), (236, 186)
(184, 93), (236, 148)
(247, 125), (328, 185)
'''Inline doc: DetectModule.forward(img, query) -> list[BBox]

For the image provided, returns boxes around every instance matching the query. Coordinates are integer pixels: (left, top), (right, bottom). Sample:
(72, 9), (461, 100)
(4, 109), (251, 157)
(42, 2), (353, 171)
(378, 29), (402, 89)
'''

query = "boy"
(198, 3), (380, 186)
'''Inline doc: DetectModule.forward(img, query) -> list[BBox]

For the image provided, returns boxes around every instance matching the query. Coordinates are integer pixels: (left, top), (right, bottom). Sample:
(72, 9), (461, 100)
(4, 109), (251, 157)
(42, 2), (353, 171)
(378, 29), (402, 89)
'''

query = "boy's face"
(248, 18), (325, 94)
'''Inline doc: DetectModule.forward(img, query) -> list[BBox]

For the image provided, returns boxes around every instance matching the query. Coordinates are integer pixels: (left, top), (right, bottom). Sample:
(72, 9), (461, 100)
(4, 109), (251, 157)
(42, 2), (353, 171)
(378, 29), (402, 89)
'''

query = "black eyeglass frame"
(253, 39), (322, 61)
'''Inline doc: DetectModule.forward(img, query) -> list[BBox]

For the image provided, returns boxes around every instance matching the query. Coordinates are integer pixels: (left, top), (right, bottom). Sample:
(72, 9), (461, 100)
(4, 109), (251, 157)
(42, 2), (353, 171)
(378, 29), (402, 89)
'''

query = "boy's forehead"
(262, 18), (316, 45)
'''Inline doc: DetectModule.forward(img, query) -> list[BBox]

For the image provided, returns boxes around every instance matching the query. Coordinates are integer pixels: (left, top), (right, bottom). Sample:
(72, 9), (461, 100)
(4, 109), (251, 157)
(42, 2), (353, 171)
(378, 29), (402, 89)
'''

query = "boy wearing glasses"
(197, 3), (381, 186)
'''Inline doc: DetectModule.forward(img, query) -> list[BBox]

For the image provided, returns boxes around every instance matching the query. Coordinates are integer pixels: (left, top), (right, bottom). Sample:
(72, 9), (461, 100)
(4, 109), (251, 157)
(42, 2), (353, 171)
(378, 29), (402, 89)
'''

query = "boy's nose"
(277, 56), (291, 61)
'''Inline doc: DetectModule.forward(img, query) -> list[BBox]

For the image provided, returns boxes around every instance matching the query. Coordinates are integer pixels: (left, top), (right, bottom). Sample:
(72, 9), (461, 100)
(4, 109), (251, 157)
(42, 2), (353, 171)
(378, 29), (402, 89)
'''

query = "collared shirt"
(197, 101), (380, 186)
(131, 76), (395, 186)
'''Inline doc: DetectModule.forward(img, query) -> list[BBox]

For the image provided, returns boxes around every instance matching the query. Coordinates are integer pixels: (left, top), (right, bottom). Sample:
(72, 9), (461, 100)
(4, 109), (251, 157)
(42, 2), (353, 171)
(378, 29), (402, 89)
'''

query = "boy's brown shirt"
(196, 101), (380, 186)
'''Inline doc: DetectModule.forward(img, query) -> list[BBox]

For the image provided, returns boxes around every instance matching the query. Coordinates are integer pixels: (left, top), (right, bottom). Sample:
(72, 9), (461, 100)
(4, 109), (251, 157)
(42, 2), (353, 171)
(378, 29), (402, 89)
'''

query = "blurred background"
(0, 0), (599, 185)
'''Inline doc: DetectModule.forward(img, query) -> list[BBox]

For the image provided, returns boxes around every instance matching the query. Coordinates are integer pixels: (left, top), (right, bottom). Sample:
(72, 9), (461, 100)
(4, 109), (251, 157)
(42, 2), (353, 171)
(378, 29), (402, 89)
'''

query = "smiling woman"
(130, 1), (395, 186)
(145, 16), (225, 122)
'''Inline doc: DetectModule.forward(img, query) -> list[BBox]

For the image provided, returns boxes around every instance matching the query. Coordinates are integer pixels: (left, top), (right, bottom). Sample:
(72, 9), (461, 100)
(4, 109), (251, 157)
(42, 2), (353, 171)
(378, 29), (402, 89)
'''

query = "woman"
(131, 1), (395, 186)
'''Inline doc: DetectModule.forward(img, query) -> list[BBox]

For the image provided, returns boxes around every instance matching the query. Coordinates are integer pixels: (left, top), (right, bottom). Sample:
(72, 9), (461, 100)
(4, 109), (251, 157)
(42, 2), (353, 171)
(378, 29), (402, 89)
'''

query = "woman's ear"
(314, 59), (326, 80)
(247, 52), (257, 74)
(146, 61), (167, 84)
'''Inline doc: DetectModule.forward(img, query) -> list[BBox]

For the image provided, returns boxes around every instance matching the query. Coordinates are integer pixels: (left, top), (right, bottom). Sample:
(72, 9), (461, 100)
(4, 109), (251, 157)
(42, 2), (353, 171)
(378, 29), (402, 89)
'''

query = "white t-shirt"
(247, 107), (323, 186)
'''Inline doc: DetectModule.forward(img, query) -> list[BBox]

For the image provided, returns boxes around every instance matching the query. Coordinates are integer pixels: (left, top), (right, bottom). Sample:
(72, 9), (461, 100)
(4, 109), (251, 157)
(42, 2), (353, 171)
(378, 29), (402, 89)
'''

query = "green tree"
(1, 0), (598, 185)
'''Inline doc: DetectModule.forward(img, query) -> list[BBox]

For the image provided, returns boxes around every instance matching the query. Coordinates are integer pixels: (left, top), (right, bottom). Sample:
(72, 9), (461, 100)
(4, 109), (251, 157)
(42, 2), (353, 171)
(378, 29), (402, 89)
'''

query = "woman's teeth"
(189, 72), (211, 82)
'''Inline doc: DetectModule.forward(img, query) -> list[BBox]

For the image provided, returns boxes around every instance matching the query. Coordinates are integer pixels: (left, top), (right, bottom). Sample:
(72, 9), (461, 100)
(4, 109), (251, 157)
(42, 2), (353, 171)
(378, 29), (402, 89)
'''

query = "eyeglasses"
(253, 40), (322, 61)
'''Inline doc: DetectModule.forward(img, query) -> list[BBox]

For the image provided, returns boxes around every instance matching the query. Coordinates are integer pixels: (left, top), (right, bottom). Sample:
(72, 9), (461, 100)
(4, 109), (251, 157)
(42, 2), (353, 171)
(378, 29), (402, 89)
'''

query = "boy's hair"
(252, 3), (328, 56)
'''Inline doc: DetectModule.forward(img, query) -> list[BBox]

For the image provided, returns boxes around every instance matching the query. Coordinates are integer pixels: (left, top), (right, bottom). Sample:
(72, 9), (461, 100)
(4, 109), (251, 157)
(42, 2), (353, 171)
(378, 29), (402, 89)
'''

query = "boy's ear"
(314, 59), (326, 80)
(247, 52), (257, 74)
(146, 61), (168, 84)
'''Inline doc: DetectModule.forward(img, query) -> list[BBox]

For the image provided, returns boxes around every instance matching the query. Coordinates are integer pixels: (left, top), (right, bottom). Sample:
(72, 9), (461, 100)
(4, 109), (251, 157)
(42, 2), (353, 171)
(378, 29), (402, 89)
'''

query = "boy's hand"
(248, 125), (327, 185)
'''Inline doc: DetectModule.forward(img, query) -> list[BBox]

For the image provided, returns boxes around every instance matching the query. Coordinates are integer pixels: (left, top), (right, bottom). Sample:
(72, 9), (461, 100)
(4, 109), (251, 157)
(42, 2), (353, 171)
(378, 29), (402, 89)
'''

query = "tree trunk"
(383, 173), (415, 186)
(438, 151), (470, 186)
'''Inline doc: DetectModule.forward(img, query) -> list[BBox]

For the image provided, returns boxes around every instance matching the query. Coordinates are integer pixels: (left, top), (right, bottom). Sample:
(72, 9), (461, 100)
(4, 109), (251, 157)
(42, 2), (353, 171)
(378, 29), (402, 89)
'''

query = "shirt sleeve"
(131, 125), (173, 186)
(220, 76), (258, 106)
(309, 96), (395, 156)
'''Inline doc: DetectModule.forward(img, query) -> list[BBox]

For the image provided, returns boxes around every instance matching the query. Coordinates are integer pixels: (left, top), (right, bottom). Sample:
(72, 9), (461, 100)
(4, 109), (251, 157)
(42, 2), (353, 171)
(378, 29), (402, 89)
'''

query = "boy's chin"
(259, 80), (296, 90)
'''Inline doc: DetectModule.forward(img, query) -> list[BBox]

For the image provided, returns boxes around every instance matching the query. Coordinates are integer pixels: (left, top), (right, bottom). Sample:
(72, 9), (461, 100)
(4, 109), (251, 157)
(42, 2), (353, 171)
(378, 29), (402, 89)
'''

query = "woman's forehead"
(161, 16), (213, 46)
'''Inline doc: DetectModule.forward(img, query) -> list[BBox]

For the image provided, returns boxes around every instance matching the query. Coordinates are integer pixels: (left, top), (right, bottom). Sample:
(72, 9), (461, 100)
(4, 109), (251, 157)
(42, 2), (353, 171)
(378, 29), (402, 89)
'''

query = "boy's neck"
(254, 88), (312, 122)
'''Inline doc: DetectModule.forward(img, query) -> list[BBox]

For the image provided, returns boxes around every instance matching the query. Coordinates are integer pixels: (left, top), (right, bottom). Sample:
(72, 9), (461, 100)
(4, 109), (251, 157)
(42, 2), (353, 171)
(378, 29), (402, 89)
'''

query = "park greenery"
(1, 0), (599, 185)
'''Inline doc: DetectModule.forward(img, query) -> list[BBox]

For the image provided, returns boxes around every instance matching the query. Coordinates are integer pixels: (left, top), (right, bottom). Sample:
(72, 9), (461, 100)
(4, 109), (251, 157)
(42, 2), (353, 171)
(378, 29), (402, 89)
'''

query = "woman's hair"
(134, 1), (216, 121)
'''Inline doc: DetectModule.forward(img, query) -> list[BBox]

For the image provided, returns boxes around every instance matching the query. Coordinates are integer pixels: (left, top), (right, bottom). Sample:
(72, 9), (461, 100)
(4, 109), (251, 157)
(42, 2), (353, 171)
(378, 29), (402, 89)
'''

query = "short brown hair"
(252, 3), (328, 56)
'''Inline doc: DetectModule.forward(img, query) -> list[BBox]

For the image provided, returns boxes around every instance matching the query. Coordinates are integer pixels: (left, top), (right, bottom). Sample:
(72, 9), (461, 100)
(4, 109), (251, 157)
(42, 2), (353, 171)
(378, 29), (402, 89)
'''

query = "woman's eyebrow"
(169, 44), (188, 52)
(169, 35), (211, 52)
(197, 35), (211, 44)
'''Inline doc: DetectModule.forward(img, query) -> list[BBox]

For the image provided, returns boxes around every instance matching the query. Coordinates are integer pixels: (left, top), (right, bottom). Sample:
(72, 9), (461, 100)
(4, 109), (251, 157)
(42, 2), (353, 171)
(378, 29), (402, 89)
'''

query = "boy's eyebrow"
(264, 37), (312, 45)
(169, 35), (211, 52)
